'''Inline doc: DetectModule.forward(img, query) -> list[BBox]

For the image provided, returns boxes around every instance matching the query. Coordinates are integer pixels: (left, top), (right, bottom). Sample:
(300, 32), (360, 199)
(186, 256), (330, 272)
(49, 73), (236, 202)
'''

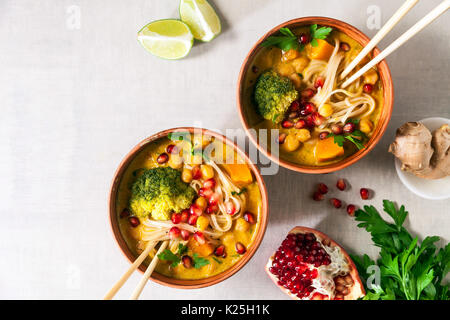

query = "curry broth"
(116, 137), (263, 280)
(243, 27), (384, 166)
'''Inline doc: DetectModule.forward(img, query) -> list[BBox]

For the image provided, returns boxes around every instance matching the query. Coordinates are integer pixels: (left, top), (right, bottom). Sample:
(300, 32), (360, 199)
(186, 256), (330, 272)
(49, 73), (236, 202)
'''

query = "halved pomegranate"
(265, 227), (365, 300)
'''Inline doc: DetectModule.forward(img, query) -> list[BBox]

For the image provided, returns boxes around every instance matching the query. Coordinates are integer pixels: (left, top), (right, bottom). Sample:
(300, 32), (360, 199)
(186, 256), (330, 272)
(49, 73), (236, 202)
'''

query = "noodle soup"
(116, 132), (263, 280)
(242, 25), (384, 167)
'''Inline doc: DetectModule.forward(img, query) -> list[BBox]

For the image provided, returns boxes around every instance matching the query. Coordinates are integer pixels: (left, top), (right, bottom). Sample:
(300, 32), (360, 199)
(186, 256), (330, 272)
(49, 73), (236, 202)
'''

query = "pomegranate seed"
(282, 120), (294, 128)
(363, 83), (373, 93)
(313, 191), (324, 201)
(301, 88), (316, 99)
(340, 42), (350, 51)
(157, 153), (169, 164)
(295, 119), (306, 129)
(169, 227), (181, 240)
(304, 114), (315, 128)
(180, 209), (189, 223)
(206, 204), (218, 215)
(208, 192), (221, 206)
(347, 204), (356, 216)
(314, 76), (325, 88)
(192, 166), (202, 180)
(128, 216), (140, 228)
(166, 144), (178, 154)
(180, 229), (190, 240)
(235, 242), (246, 254)
(251, 66), (259, 73)
(198, 187), (213, 199)
(312, 112), (324, 126)
(214, 245), (226, 257)
(277, 133), (287, 144)
(243, 212), (256, 224)
(288, 112), (299, 119)
(331, 124), (343, 135)
(203, 178), (216, 189)
(290, 100), (300, 112)
(120, 208), (130, 219)
(336, 179), (346, 191)
(194, 231), (205, 244)
(182, 255), (193, 268)
(343, 122), (355, 134)
(330, 198), (342, 208)
(171, 213), (181, 224)
(299, 33), (311, 44)
(188, 214), (198, 225)
(360, 188), (370, 200)
(190, 204), (203, 216)
(319, 132), (329, 140)
(304, 103), (316, 114)
(225, 201), (236, 215)
(317, 183), (328, 194)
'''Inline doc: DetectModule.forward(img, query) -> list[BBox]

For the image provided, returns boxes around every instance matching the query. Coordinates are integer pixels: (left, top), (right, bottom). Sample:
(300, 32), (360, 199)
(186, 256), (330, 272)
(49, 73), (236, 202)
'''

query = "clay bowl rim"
(108, 127), (269, 289)
(237, 16), (394, 174)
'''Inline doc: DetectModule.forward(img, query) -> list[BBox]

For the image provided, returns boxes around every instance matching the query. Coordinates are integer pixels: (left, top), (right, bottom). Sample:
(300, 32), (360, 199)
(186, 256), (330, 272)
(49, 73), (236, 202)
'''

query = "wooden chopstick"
(103, 241), (157, 300)
(129, 240), (169, 300)
(340, 0), (419, 79)
(342, 0), (450, 88)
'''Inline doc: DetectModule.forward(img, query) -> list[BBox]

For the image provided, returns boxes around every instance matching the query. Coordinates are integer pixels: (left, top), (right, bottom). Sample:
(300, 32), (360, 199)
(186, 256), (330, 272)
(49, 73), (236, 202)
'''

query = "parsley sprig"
(157, 244), (188, 267)
(351, 200), (450, 300)
(309, 24), (333, 47)
(329, 119), (367, 150)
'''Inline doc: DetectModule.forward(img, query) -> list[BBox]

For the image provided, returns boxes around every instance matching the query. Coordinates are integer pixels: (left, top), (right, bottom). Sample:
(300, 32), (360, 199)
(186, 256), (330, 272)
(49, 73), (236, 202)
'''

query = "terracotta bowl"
(237, 17), (394, 174)
(109, 127), (269, 289)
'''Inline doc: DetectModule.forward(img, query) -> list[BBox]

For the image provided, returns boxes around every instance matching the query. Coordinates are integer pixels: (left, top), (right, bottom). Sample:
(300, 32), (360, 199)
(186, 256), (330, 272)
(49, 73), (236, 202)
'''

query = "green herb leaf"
(177, 244), (188, 256)
(310, 24), (333, 40)
(261, 27), (300, 52)
(231, 187), (247, 196)
(158, 249), (181, 267)
(328, 133), (345, 147)
(192, 253), (210, 269)
(212, 257), (223, 264)
(345, 135), (365, 150)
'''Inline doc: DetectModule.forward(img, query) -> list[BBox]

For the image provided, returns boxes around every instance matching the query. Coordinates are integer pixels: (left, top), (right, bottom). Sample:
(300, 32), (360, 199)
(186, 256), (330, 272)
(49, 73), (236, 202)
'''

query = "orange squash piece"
(308, 39), (335, 61)
(222, 163), (253, 185)
(316, 137), (344, 162)
(188, 238), (214, 257)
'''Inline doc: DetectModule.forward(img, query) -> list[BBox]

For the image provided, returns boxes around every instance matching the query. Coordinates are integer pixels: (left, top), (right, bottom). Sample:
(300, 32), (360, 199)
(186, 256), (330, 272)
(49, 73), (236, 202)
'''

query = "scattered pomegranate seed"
(180, 229), (190, 241)
(235, 242), (247, 254)
(304, 114), (315, 128)
(336, 179), (346, 191)
(330, 124), (343, 135)
(301, 88), (316, 100)
(192, 166), (202, 180)
(282, 120), (294, 128)
(330, 198), (342, 208)
(214, 245), (226, 257)
(343, 122), (355, 134)
(317, 183), (328, 194)
(295, 119), (306, 129)
(188, 214), (198, 226)
(244, 212), (256, 224)
(363, 84), (373, 93)
(198, 187), (213, 199)
(206, 204), (218, 214)
(314, 76), (325, 88)
(360, 188), (370, 200)
(166, 144), (178, 154)
(194, 231), (205, 244)
(208, 192), (221, 206)
(319, 132), (329, 140)
(182, 255), (193, 268)
(157, 153), (169, 164)
(277, 133), (287, 144)
(203, 178), (216, 189)
(171, 213), (181, 224)
(312, 112), (324, 126)
(312, 191), (324, 201)
(339, 42), (350, 51)
(347, 204), (356, 216)
(180, 209), (190, 223)
(304, 103), (316, 114)
(225, 201), (236, 215)
(290, 100), (300, 112)
(169, 227), (181, 240)
(251, 66), (259, 73)
(299, 33), (311, 44)
(120, 208), (130, 219)
(128, 216), (140, 228)
(190, 204), (203, 217)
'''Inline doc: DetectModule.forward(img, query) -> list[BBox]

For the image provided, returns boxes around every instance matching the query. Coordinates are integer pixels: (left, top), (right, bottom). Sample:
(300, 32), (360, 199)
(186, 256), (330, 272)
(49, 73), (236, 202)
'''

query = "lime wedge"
(137, 19), (193, 60)
(179, 0), (221, 42)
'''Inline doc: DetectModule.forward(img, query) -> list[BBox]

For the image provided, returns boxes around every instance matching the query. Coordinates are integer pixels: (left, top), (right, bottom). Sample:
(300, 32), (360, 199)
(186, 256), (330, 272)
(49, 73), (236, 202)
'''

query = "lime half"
(137, 19), (194, 60)
(179, 0), (221, 42)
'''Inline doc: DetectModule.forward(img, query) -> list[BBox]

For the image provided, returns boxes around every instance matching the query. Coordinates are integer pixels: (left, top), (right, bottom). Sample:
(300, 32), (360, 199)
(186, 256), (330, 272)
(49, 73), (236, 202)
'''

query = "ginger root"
(389, 122), (450, 180)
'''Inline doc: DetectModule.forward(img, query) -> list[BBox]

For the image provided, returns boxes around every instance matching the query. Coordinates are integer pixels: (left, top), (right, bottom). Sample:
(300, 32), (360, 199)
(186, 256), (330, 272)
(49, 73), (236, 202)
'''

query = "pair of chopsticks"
(104, 240), (168, 300)
(341, 0), (450, 88)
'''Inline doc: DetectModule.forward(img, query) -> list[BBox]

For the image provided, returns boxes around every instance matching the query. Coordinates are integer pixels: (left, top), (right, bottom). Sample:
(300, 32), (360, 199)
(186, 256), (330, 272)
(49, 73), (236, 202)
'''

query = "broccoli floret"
(129, 167), (195, 220)
(254, 70), (298, 123)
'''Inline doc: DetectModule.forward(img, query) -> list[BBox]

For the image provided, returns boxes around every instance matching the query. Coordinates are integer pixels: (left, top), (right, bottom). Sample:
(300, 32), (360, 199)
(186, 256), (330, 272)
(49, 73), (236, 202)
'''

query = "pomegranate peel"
(265, 227), (365, 300)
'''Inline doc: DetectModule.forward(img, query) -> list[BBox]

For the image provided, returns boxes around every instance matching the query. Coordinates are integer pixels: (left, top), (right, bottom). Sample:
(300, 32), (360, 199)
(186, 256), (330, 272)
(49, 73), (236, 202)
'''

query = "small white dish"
(394, 117), (450, 200)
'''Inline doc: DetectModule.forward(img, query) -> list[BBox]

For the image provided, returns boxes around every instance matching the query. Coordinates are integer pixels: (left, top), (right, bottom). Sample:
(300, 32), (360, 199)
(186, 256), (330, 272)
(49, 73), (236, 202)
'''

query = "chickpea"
(363, 69), (379, 85)
(283, 134), (301, 152)
(181, 168), (193, 183)
(359, 119), (373, 134)
(200, 164), (214, 179)
(196, 216), (210, 231)
(276, 63), (294, 77)
(318, 104), (333, 118)
(296, 129), (311, 142)
(289, 73), (302, 89)
(185, 153), (202, 166)
(281, 49), (300, 62)
(195, 196), (207, 211)
(192, 135), (212, 149)
(221, 233), (235, 248)
(291, 56), (310, 73)
(235, 218), (250, 232)
(168, 154), (183, 169)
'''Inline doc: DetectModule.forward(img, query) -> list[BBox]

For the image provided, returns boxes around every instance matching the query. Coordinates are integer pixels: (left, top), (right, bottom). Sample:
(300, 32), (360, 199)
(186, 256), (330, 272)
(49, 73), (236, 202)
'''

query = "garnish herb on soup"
(116, 133), (262, 280)
(244, 25), (383, 166)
